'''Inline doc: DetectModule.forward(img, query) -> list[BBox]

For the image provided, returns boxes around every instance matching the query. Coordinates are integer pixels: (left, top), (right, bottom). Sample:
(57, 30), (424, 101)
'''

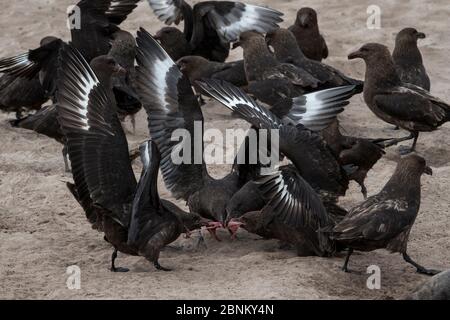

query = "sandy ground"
(1, 0), (449, 299)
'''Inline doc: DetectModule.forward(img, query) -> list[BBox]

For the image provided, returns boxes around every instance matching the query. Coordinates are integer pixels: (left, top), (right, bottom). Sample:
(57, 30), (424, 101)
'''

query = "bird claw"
(154, 261), (172, 272)
(111, 267), (129, 273)
(398, 145), (414, 155)
(417, 268), (441, 276)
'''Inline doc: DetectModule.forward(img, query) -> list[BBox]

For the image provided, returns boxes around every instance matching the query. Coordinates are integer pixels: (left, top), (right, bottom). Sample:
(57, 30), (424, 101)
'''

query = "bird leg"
(154, 261), (172, 272)
(382, 132), (415, 148)
(342, 248), (353, 273)
(359, 182), (368, 200)
(402, 252), (441, 276)
(131, 115), (136, 134)
(110, 248), (129, 272)
(194, 230), (207, 250)
(62, 145), (71, 173)
(398, 132), (419, 155)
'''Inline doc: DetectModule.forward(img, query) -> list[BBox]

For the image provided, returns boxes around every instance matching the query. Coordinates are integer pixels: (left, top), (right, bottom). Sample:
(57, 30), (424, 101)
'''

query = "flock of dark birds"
(1, 0), (449, 299)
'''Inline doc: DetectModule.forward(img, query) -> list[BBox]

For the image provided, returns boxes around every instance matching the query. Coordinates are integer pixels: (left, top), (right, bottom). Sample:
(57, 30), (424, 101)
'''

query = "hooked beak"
(424, 166), (433, 175)
(417, 32), (426, 39)
(348, 49), (362, 60)
(232, 41), (241, 50)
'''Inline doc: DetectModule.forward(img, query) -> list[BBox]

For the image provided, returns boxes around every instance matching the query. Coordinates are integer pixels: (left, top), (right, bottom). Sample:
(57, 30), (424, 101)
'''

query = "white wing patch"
(151, 54), (174, 109)
(147, 0), (180, 25)
(213, 4), (282, 42)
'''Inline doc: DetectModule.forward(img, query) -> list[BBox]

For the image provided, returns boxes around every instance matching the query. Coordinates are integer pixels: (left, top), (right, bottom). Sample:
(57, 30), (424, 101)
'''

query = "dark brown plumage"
(349, 43), (450, 154)
(70, 0), (140, 63)
(108, 30), (142, 132)
(154, 27), (192, 62)
(321, 120), (394, 199)
(230, 167), (335, 257)
(57, 45), (209, 272)
(0, 36), (63, 119)
(177, 56), (247, 90)
(148, 0), (283, 62)
(266, 28), (363, 94)
(236, 31), (324, 117)
(134, 29), (261, 240)
(288, 7), (328, 62)
(331, 154), (440, 275)
(393, 28), (430, 91)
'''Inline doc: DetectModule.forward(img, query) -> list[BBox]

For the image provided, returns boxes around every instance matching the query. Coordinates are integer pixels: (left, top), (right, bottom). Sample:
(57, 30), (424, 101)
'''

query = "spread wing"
(285, 85), (355, 131)
(128, 140), (164, 244)
(0, 39), (63, 94)
(196, 1), (283, 42)
(135, 28), (207, 201)
(106, 0), (141, 24)
(256, 166), (329, 230)
(198, 79), (349, 198)
(147, 0), (185, 24)
(56, 44), (137, 227)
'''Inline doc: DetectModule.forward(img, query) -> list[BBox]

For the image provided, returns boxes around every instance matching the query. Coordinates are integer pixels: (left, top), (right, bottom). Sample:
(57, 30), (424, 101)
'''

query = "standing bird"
(57, 45), (210, 272)
(348, 43), (450, 154)
(331, 154), (440, 275)
(405, 270), (450, 300)
(147, 0), (283, 62)
(288, 7), (328, 62)
(393, 28), (430, 91)
(266, 28), (363, 93)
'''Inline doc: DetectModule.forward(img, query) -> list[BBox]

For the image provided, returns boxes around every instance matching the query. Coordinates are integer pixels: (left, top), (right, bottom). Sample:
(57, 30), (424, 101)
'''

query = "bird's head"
(396, 28), (426, 45)
(154, 27), (185, 46)
(348, 43), (392, 63)
(295, 7), (318, 28)
(90, 56), (126, 78)
(176, 56), (208, 74)
(399, 154), (433, 177)
(232, 31), (264, 50)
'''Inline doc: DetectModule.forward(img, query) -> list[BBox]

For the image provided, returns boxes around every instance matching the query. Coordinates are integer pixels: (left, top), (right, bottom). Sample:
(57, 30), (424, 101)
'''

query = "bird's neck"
(274, 40), (306, 63)
(382, 168), (422, 200)
(393, 41), (423, 65)
(181, 3), (194, 41)
(243, 40), (278, 81)
(364, 57), (402, 93)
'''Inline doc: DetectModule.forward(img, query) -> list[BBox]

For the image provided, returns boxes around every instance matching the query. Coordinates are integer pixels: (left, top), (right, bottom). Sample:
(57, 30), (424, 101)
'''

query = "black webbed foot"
(111, 266), (130, 273)
(154, 261), (172, 272)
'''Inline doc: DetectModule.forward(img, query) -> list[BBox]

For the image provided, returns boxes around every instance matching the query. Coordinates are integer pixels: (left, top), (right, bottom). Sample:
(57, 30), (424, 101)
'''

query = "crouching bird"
(57, 45), (211, 272)
(330, 154), (441, 275)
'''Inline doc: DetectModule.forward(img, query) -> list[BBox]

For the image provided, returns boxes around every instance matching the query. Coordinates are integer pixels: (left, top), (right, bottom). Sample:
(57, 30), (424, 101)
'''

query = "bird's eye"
(108, 60), (116, 66)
